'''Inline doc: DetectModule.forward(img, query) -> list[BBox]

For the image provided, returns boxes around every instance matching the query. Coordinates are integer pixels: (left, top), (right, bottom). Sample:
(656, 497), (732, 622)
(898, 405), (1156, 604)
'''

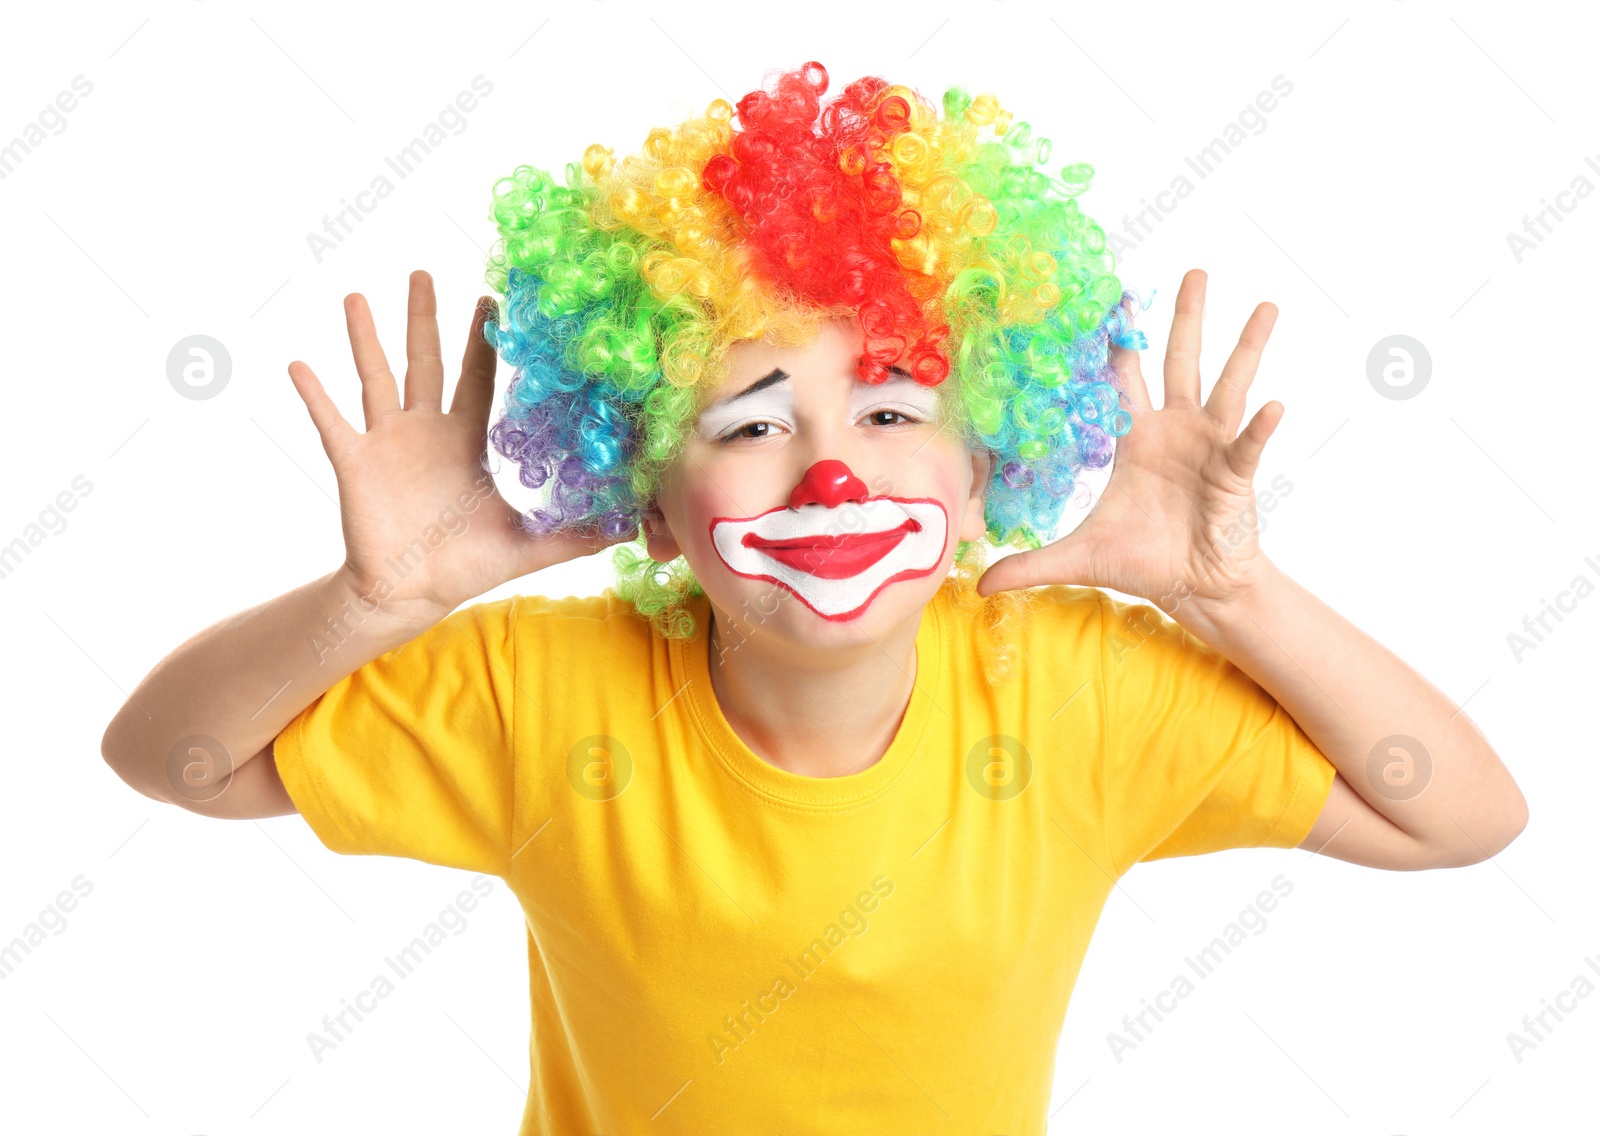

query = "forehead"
(718, 318), (861, 384)
(700, 346), (942, 422)
(707, 316), (943, 404)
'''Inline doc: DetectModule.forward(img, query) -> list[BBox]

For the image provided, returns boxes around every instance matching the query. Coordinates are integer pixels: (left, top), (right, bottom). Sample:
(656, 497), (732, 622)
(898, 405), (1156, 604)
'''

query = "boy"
(101, 62), (1526, 1134)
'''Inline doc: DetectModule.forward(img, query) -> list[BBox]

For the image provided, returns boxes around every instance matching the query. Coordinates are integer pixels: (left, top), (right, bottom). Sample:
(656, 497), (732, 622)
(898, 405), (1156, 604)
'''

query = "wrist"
(1168, 553), (1283, 642)
(325, 564), (451, 640)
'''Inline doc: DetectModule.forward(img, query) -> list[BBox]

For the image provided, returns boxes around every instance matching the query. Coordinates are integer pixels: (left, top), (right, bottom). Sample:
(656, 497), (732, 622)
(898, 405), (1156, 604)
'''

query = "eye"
(864, 409), (923, 428)
(716, 419), (786, 445)
(713, 408), (926, 445)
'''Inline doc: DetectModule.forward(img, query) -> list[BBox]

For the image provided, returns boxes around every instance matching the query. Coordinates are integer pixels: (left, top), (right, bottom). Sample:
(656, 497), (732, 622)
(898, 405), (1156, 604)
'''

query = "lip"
(742, 518), (922, 580)
(708, 495), (947, 622)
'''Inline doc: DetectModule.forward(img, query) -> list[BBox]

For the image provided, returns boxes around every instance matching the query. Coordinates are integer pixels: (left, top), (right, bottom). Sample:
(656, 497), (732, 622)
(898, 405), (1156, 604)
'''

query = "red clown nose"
(788, 459), (870, 510)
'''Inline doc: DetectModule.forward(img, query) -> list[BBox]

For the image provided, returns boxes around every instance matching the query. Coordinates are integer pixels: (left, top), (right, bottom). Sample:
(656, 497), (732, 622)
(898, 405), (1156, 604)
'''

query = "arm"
(101, 270), (621, 820)
(1174, 559), (1526, 868)
(100, 568), (441, 818)
(978, 268), (1526, 869)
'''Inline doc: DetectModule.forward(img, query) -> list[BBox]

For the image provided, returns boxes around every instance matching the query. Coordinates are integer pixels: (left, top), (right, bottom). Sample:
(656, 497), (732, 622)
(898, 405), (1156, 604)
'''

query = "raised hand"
(975, 268), (1284, 609)
(287, 270), (622, 628)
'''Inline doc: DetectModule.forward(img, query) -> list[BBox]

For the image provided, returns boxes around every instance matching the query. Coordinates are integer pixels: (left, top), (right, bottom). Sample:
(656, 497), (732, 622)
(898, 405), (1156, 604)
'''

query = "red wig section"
(700, 62), (951, 386)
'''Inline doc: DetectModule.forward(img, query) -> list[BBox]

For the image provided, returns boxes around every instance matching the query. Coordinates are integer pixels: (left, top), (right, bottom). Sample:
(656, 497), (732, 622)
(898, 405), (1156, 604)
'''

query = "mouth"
(742, 518), (922, 580)
(708, 495), (947, 621)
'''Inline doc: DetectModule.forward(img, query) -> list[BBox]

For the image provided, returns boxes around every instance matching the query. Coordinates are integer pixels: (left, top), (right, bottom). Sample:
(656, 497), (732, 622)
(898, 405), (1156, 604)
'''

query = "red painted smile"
(742, 518), (922, 580)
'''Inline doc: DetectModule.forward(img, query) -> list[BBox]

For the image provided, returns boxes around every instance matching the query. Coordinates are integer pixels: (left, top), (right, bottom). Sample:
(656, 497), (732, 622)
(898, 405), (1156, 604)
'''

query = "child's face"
(646, 317), (993, 647)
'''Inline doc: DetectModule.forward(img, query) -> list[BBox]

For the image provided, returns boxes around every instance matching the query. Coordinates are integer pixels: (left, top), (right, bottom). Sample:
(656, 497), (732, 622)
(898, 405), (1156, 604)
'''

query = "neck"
(705, 599), (923, 778)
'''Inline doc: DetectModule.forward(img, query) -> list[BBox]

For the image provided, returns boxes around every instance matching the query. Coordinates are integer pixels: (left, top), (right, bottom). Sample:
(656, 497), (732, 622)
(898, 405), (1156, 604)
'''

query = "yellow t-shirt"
(273, 582), (1337, 1134)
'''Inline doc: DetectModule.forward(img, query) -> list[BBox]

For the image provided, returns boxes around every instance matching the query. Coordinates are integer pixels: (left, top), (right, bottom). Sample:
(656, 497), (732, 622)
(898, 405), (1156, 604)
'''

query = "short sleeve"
(1096, 591), (1337, 875)
(273, 596), (519, 877)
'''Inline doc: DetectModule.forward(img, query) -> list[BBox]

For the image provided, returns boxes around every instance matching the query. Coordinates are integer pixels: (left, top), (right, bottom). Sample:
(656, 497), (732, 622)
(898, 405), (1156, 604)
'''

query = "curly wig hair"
(481, 61), (1144, 684)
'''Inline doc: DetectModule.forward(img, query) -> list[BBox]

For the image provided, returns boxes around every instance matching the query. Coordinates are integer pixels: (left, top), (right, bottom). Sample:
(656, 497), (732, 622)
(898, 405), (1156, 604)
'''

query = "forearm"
(101, 567), (445, 805)
(1173, 557), (1526, 861)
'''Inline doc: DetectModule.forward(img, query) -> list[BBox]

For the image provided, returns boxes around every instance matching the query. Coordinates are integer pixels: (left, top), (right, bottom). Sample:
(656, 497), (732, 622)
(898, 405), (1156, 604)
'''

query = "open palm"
(976, 269), (1284, 608)
(287, 271), (620, 629)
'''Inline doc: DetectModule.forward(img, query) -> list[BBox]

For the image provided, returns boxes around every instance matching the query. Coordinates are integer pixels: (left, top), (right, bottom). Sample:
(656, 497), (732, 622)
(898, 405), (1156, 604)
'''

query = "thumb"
(975, 532), (1097, 597)
(522, 525), (629, 574)
(483, 498), (627, 578)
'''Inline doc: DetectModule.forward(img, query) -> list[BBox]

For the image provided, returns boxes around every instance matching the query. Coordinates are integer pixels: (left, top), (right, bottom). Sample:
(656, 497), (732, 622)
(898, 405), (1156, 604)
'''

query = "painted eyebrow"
(707, 367), (789, 413)
(705, 364), (918, 413)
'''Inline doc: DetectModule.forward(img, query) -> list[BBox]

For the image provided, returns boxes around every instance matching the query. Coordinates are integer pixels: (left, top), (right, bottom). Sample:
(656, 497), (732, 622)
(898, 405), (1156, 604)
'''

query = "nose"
(788, 459), (870, 510)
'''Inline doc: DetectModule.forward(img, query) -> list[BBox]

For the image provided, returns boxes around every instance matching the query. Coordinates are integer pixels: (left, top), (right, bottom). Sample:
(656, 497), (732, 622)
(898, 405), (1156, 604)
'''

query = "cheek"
(675, 476), (749, 568)
(688, 484), (722, 543)
(679, 449), (802, 530)
(918, 447), (972, 511)
(924, 451), (982, 545)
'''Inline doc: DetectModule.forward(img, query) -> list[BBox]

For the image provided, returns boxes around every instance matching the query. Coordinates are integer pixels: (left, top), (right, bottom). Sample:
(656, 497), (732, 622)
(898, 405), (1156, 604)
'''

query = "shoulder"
(510, 590), (661, 648)
(513, 591), (641, 622)
(504, 592), (670, 724)
(1005, 583), (1115, 642)
(941, 583), (1110, 690)
(987, 585), (1195, 684)
(1026, 584), (1109, 617)
(937, 583), (1110, 649)
(1009, 585), (1194, 650)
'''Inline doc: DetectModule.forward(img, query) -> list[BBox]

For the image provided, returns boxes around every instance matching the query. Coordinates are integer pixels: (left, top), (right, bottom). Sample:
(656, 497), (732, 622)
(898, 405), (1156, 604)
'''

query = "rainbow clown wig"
(480, 62), (1145, 676)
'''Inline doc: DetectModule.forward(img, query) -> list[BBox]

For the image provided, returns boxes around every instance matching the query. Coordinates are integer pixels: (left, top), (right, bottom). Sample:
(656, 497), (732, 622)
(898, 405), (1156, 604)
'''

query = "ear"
(958, 447), (996, 543)
(642, 498), (683, 563)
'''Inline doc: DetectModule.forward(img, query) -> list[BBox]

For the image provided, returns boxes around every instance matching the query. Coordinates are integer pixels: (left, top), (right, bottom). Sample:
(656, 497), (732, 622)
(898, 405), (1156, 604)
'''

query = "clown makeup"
(708, 457), (948, 622)
(693, 365), (942, 446)
(647, 318), (993, 641)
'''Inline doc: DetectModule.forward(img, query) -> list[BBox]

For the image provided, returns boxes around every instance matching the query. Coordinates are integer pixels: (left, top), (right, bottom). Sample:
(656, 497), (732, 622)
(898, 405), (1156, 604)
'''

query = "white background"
(0, 1), (1592, 1131)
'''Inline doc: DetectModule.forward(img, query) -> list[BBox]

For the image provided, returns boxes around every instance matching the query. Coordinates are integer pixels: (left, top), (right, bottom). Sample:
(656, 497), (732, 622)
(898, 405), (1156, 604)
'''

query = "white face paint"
(694, 369), (944, 447)
(709, 496), (948, 622)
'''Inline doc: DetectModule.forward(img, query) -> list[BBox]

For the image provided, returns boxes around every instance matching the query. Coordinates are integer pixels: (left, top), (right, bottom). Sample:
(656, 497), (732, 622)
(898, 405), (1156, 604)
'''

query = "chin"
(707, 565), (942, 656)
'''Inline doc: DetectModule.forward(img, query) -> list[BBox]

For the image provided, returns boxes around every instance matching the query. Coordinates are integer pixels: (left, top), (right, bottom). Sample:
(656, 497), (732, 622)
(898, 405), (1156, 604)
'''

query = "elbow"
(1487, 786), (1530, 858)
(1439, 785), (1529, 868)
(100, 716), (136, 784)
(1443, 748), (1531, 866)
(1478, 765), (1531, 860)
(99, 719), (173, 805)
(99, 719), (127, 781)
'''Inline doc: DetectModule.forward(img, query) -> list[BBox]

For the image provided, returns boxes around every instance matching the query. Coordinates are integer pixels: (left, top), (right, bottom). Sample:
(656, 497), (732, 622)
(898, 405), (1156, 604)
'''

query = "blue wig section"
(483, 266), (646, 539)
(968, 290), (1148, 549)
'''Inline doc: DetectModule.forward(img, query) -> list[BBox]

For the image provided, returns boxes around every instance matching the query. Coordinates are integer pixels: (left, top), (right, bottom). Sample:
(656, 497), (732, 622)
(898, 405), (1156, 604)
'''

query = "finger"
(498, 503), (634, 577)
(343, 293), (401, 429)
(287, 360), (360, 460)
(1110, 345), (1150, 414)
(1109, 323), (1152, 414)
(1225, 400), (1284, 481)
(449, 296), (500, 425)
(975, 540), (1088, 597)
(975, 551), (1044, 597)
(1163, 268), (1207, 407)
(522, 527), (631, 573)
(1108, 291), (1153, 412)
(404, 270), (444, 412)
(1205, 301), (1278, 437)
